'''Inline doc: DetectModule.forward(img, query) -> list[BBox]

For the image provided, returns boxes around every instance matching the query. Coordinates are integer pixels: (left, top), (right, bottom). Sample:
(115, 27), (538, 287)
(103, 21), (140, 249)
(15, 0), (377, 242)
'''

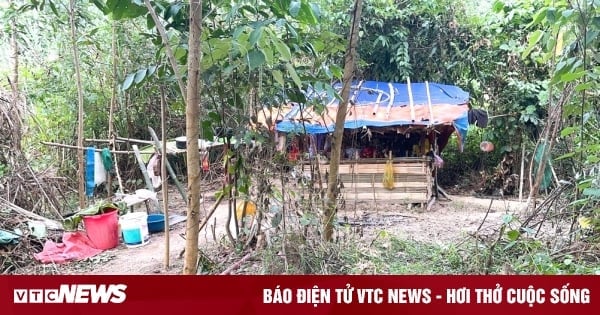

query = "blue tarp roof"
(335, 81), (469, 106)
(275, 80), (470, 138)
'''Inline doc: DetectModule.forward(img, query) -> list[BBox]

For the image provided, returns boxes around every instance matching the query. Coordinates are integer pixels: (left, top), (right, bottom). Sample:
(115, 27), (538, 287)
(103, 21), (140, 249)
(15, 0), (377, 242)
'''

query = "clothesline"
(40, 141), (134, 154)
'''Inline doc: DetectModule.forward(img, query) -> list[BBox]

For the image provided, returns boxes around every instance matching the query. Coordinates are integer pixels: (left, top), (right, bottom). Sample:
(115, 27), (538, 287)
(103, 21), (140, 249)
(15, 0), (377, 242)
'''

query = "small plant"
(62, 200), (120, 231)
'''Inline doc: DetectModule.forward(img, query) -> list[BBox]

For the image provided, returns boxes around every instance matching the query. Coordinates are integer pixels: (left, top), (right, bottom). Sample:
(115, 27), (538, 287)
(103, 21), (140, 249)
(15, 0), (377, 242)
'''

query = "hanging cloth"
(468, 108), (489, 128)
(101, 148), (114, 172)
(85, 147), (95, 196)
(382, 151), (395, 190)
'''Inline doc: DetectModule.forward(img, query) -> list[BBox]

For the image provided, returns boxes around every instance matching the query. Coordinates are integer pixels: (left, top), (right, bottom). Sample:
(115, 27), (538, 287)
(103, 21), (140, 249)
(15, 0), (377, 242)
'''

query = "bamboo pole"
(116, 136), (154, 144)
(160, 86), (170, 270)
(41, 141), (133, 154)
(148, 127), (187, 201)
(69, 0), (85, 209)
(84, 137), (154, 145)
(425, 81), (434, 125)
(385, 82), (395, 119)
(407, 77), (415, 122)
(107, 21), (117, 198)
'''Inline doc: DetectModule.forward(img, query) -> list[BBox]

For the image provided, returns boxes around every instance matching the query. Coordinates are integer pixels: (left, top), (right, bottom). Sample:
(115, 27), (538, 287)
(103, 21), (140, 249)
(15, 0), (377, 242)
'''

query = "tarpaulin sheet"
(33, 231), (103, 264)
(260, 81), (470, 149)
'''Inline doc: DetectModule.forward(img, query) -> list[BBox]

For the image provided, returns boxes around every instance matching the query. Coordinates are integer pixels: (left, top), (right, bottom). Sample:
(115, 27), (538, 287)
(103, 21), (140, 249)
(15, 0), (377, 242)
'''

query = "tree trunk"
(323, 0), (363, 242)
(9, 0), (18, 98)
(183, 0), (203, 275)
(69, 0), (86, 209)
(8, 0), (21, 152)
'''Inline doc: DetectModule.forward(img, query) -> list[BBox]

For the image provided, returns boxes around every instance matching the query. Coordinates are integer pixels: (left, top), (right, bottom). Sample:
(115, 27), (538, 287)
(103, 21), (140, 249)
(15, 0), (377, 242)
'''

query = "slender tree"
(323, 0), (363, 242)
(8, 0), (21, 151)
(69, 0), (86, 209)
(183, 0), (203, 274)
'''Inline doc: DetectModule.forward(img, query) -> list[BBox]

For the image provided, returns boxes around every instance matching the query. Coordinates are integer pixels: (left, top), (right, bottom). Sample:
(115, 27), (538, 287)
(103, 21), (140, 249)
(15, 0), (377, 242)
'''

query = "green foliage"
(525, 0), (599, 240)
(62, 200), (122, 231)
(364, 232), (468, 274)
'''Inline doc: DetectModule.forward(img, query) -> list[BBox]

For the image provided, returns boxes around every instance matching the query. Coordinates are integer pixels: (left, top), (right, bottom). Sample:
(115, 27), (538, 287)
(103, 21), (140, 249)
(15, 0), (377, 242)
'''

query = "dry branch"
(0, 197), (62, 230)
(219, 252), (254, 275)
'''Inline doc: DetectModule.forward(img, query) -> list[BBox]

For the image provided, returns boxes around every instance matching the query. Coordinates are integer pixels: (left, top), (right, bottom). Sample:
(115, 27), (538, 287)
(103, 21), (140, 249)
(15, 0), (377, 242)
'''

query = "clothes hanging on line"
(468, 108), (489, 128)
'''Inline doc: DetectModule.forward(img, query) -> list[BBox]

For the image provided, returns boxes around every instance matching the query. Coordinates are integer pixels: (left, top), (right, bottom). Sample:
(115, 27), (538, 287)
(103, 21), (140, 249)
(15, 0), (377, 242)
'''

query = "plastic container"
(147, 214), (165, 233)
(119, 212), (149, 247)
(82, 209), (119, 250)
(27, 220), (47, 238)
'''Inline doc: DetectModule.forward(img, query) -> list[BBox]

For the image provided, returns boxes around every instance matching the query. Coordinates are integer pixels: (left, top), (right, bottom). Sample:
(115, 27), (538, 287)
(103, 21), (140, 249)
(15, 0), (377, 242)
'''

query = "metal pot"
(175, 136), (187, 149)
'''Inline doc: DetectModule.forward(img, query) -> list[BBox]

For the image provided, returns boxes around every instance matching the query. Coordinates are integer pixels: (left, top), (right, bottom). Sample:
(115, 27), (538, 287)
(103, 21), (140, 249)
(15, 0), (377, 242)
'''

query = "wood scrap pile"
(1, 90), (66, 273)
(477, 153), (519, 196)
(0, 198), (63, 274)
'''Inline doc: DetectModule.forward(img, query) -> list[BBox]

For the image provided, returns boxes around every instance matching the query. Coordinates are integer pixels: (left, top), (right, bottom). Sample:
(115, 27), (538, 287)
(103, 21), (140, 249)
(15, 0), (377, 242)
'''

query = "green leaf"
(522, 30), (544, 59)
(582, 188), (600, 197)
(575, 82), (594, 92)
(249, 26), (263, 47)
(562, 9), (574, 18)
(272, 69), (284, 86)
(134, 68), (147, 84)
(289, 0), (301, 17)
(329, 64), (343, 79)
(147, 65), (157, 77)
(503, 240), (517, 251)
(492, 0), (504, 13)
(174, 46), (187, 62)
(560, 126), (577, 137)
(121, 73), (135, 91)
(586, 155), (600, 164)
(507, 229), (520, 241)
(285, 62), (302, 88)
(585, 30), (598, 47)
(297, 1), (318, 25)
(271, 212), (282, 228)
(560, 70), (586, 82)
(48, 0), (59, 17)
(531, 7), (548, 25)
(273, 38), (291, 61)
(502, 214), (513, 224)
(247, 49), (266, 70)
(92, 0), (108, 14)
(147, 13), (155, 29)
(555, 152), (576, 161)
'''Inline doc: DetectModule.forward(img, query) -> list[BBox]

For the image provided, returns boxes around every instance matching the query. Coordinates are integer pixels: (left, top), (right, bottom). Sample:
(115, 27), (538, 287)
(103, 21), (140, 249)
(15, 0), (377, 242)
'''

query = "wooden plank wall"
(309, 158), (433, 205)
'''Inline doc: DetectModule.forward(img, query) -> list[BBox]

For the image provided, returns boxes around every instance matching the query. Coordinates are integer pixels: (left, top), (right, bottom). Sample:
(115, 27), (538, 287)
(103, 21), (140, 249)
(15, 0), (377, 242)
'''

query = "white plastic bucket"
(119, 212), (149, 247)
(27, 220), (47, 238)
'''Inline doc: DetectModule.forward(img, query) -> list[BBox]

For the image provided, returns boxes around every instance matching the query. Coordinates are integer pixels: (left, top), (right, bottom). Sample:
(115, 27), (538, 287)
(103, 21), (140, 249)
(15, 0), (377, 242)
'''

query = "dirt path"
(85, 189), (526, 275)
(90, 190), (236, 275)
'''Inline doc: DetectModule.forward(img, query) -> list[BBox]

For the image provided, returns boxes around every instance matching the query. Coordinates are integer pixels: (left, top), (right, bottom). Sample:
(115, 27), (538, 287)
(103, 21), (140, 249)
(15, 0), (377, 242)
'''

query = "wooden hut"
(259, 80), (478, 208)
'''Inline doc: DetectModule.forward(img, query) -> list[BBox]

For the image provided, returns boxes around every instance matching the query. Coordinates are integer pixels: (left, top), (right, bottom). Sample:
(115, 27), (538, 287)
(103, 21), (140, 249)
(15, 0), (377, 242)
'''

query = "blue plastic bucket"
(122, 227), (142, 244)
(119, 212), (149, 246)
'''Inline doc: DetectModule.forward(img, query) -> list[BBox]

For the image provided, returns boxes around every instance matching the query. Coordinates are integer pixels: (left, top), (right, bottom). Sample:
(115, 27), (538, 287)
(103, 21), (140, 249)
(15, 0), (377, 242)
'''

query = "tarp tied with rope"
(264, 80), (471, 151)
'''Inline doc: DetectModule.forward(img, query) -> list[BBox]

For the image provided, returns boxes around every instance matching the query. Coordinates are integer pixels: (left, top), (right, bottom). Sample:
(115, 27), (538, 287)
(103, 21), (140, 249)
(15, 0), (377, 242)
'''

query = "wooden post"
(148, 127), (187, 201)
(160, 86), (170, 270)
(519, 142), (525, 203)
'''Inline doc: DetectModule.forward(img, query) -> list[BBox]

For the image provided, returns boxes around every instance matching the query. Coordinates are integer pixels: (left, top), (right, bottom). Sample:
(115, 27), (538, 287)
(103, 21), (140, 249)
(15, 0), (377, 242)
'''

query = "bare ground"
(21, 185), (528, 275)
